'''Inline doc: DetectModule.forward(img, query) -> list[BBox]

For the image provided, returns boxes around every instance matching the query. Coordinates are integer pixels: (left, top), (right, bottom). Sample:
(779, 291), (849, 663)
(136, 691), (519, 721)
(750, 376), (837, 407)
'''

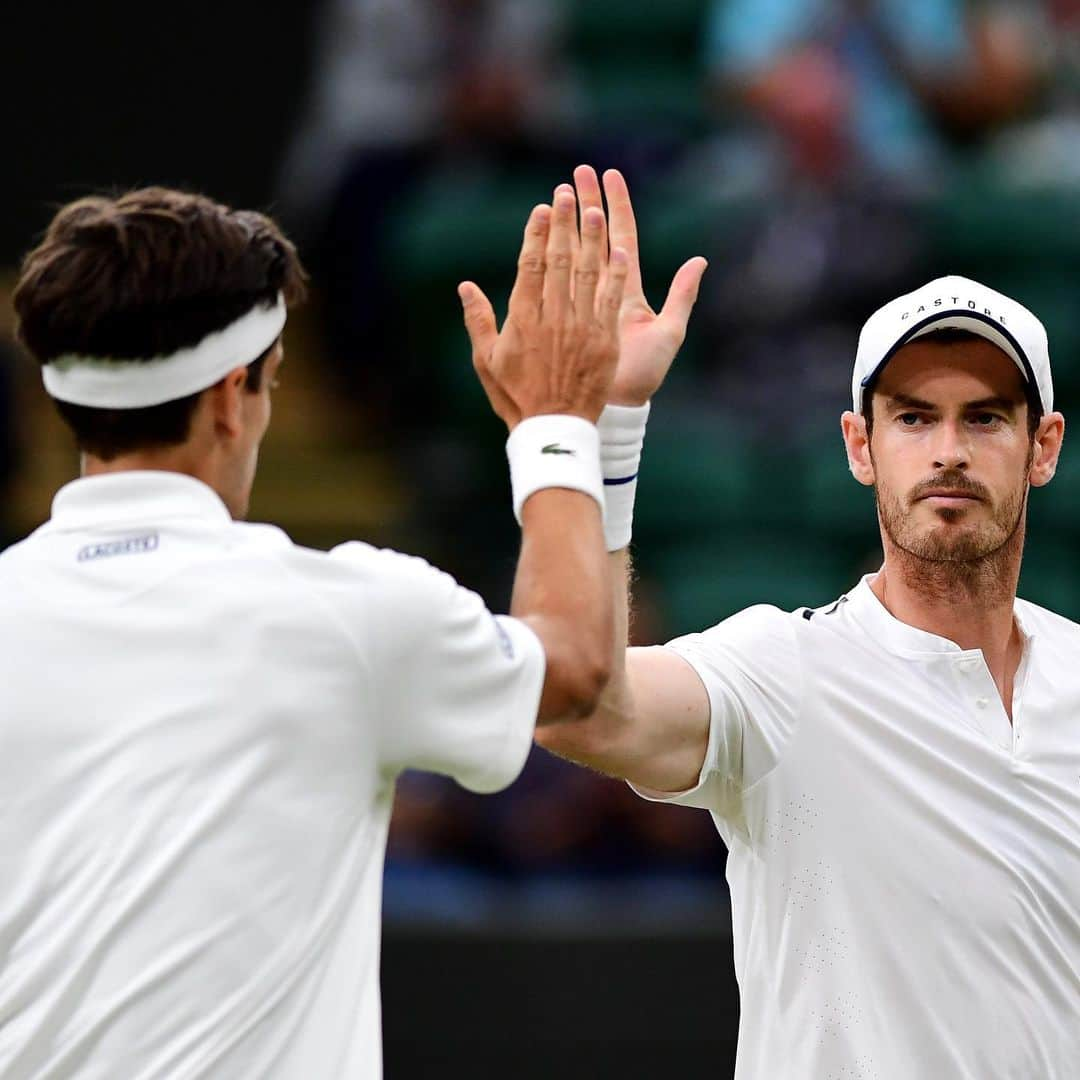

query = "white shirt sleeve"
(327, 543), (545, 794)
(631, 604), (802, 814)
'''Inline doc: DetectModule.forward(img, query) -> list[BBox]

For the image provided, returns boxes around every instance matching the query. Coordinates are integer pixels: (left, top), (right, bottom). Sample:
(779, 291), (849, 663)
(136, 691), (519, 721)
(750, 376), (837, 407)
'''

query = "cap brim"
(859, 310), (1036, 408)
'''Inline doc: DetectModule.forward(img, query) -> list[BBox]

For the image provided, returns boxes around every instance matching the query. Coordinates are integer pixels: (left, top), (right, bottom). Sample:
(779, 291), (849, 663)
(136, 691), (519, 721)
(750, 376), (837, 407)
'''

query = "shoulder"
(289, 540), (469, 638)
(0, 534), (39, 586)
(670, 603), (802, 657)
(664, 604), (803, 702)
(326, 541), (460, 603)
(229, 528), (456, 601)
(229, 531), (474, 659)
(0, 533), (34, 564)
(226, 520), (294, 555)
(1015, 595), (1080, 649)
(1013, 597), (1080, 690)
(662, 605), (806, 792)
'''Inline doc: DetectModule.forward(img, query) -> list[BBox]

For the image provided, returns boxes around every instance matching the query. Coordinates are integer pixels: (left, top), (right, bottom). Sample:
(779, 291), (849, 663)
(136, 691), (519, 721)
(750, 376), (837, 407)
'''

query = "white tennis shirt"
(639, 576), (1080, 1079)
(0, 471), (544, 1079)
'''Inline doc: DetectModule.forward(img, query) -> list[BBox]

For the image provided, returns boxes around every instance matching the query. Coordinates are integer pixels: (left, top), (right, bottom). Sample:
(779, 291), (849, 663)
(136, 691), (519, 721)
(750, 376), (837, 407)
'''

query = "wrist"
(509, 405), (600, 431)
(598, 402), (650, 551)
(506, 415), (604, 524)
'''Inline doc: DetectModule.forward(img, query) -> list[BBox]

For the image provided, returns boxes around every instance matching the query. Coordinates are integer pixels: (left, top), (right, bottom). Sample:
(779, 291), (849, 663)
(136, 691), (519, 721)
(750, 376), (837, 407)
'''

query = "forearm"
(534, 547), (634, 771)
(514, 489), (613, 724)
(528, 165), (710, 788)
(532, 398), (644, 766)
(535, 547), (711, 792)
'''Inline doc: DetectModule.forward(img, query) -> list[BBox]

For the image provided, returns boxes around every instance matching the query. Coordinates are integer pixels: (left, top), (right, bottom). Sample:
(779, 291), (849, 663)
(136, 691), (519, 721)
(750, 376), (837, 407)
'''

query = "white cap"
(853, 275), (1052, 415)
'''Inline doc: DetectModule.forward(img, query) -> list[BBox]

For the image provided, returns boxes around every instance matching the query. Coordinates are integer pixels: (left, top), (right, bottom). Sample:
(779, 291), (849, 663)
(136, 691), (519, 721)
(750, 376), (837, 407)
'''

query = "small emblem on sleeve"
(493, 618), (515, 659)
(541, 443), (575, 456)
(77, 533), (160, 562)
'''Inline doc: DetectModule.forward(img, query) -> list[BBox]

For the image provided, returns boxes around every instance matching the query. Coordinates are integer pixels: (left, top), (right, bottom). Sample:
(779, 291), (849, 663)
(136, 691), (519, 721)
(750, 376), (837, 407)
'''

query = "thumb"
(657, 256), (708, 342)
(457, 281), (498, 359)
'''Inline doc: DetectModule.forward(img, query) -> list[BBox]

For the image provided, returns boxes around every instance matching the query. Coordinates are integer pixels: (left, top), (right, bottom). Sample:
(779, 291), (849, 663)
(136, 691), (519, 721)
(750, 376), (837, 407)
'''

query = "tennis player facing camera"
(533, 168), (1080, 1078)
(1, 186), (627, 1077)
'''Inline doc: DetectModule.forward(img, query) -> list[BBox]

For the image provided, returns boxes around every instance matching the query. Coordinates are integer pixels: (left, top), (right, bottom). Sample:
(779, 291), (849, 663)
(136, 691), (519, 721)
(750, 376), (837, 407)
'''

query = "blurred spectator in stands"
(278, 0), (577, 442)
(708, 0), (1045, 187)
(691, 0), (1048, 443)
(980, 2), (1080, 189)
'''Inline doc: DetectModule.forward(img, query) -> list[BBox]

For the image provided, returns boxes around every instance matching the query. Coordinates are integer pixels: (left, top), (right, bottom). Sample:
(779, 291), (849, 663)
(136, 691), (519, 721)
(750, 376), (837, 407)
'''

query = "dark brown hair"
(862, 328), (1043, 440)
(13, 187), (307, 460)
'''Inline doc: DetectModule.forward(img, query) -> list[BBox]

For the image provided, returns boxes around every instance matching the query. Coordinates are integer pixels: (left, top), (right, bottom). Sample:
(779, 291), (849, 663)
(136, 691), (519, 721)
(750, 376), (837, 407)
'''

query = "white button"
(976, 697), (990, 709)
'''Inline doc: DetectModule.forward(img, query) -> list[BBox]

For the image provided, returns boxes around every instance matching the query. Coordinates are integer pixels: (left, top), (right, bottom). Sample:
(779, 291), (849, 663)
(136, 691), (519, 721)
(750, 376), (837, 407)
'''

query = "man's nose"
(932, 421), (970, 471)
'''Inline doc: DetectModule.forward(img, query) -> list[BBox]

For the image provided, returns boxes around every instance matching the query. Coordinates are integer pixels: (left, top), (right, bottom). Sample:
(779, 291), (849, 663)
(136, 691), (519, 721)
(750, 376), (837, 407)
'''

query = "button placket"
(1010, 636), (1034, 754)
(954, 653), (1011, 751)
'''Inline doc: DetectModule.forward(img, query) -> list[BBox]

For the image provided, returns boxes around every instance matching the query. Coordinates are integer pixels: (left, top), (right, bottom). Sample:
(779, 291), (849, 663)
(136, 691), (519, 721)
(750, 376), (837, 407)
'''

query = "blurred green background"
(3, 0), (1079, 1072)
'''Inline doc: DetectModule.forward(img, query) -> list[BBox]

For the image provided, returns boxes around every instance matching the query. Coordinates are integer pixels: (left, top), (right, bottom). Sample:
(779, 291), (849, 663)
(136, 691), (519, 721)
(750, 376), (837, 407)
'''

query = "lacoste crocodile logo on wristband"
(541, 443), (576, 456)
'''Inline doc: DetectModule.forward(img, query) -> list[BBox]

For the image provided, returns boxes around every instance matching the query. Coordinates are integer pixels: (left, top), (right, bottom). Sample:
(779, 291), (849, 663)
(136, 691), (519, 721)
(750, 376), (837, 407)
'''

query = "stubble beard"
(874, 465), (1030, 605)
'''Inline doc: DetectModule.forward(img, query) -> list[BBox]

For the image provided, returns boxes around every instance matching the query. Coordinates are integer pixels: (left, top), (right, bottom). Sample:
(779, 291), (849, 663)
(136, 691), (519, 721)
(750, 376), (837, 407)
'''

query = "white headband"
(42, 295), (287, 409)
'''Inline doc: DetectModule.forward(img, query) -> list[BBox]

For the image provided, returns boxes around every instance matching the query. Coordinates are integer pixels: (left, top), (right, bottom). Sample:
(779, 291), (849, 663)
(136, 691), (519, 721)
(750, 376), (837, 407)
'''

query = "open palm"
(570, 166), (707, 406)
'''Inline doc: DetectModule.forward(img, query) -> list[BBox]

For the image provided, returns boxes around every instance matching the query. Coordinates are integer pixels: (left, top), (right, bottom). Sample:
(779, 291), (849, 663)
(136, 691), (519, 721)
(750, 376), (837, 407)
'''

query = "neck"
(83, 447), (208, 483)
(80, 443), (240, 516)
(870, 526), (1024, 701)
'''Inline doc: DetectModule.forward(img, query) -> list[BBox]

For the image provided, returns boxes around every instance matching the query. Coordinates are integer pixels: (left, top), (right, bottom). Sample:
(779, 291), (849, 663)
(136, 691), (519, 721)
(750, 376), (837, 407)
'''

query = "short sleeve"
(326, 544), (546, 794)
(632, 605), (802, 814)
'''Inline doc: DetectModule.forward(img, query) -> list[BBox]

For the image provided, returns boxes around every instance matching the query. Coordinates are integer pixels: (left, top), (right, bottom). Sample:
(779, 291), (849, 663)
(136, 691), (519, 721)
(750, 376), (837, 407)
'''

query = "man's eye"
(974, 413), (998, 426)
(898, 413), (922, 426)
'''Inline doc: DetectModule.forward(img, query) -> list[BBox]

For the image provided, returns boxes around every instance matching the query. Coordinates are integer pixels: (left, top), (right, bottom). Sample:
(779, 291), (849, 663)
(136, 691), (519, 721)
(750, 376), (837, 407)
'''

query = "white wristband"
(598, 402), (650, 551)
(506, 415), (604, 524)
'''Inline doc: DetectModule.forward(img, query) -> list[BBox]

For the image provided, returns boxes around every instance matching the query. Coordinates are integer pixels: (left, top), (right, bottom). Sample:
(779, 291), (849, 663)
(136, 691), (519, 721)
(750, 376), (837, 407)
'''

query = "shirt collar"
(40, 471), (232, 533)
(845, 573), (1032, 657)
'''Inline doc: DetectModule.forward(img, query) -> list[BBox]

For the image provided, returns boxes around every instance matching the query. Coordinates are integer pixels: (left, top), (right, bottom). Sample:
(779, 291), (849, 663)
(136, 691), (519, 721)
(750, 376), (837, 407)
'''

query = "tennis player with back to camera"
(483, 166), (1080, 1079)
(1, 187), (627, 1077)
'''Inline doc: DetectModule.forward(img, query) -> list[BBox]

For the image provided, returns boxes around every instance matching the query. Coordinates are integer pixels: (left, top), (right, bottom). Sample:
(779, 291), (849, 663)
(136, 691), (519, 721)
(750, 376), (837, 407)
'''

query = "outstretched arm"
(534, 167), (713, 791)
(460, 190), (629, 725)
(537, 547), (711, 792)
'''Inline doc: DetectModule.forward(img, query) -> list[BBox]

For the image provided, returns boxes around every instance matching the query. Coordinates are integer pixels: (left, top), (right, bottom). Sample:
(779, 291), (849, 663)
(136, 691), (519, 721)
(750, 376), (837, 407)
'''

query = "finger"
(458, 281), (499, 358)
(598, 246), (630, 336)
(542, 188), (577, 313)
(574, 206), (605, 322)
(657, 256), (708, 343)
(573, 164), (608, 262)
(602, 168), (644, 300)
(554, 182), (580, 279)
(507, 204), (551, 322)
(459, 282), (515, 417)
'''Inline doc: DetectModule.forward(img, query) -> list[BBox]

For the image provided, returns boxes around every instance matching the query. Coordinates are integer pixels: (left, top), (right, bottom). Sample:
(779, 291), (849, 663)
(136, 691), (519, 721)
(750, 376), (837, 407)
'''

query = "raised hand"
(458, 188), (629, 429)
(571, 165), (707, 406)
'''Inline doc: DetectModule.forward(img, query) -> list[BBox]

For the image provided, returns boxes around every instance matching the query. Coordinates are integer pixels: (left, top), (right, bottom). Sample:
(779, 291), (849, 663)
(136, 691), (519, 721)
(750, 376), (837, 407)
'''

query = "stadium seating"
(564, 0), (711, 137)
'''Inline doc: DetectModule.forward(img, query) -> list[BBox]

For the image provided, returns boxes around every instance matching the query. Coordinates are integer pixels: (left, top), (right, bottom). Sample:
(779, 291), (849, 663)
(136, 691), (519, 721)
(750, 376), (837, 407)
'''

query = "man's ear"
(841, 410), (874, 487)
(1029, 411), (1065, 488)
(208, 366), (249, 440)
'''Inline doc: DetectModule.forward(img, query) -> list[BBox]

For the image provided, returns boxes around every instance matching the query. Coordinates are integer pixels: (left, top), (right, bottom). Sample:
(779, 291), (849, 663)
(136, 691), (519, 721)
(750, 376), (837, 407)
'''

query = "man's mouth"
(918, 489), (983, 507)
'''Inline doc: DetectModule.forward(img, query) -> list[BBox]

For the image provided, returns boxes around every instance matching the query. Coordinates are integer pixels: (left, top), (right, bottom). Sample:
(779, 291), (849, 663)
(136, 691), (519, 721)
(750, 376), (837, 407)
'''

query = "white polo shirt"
(0, 471), (544, 1079)
(639, 576), (1080, 1080)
